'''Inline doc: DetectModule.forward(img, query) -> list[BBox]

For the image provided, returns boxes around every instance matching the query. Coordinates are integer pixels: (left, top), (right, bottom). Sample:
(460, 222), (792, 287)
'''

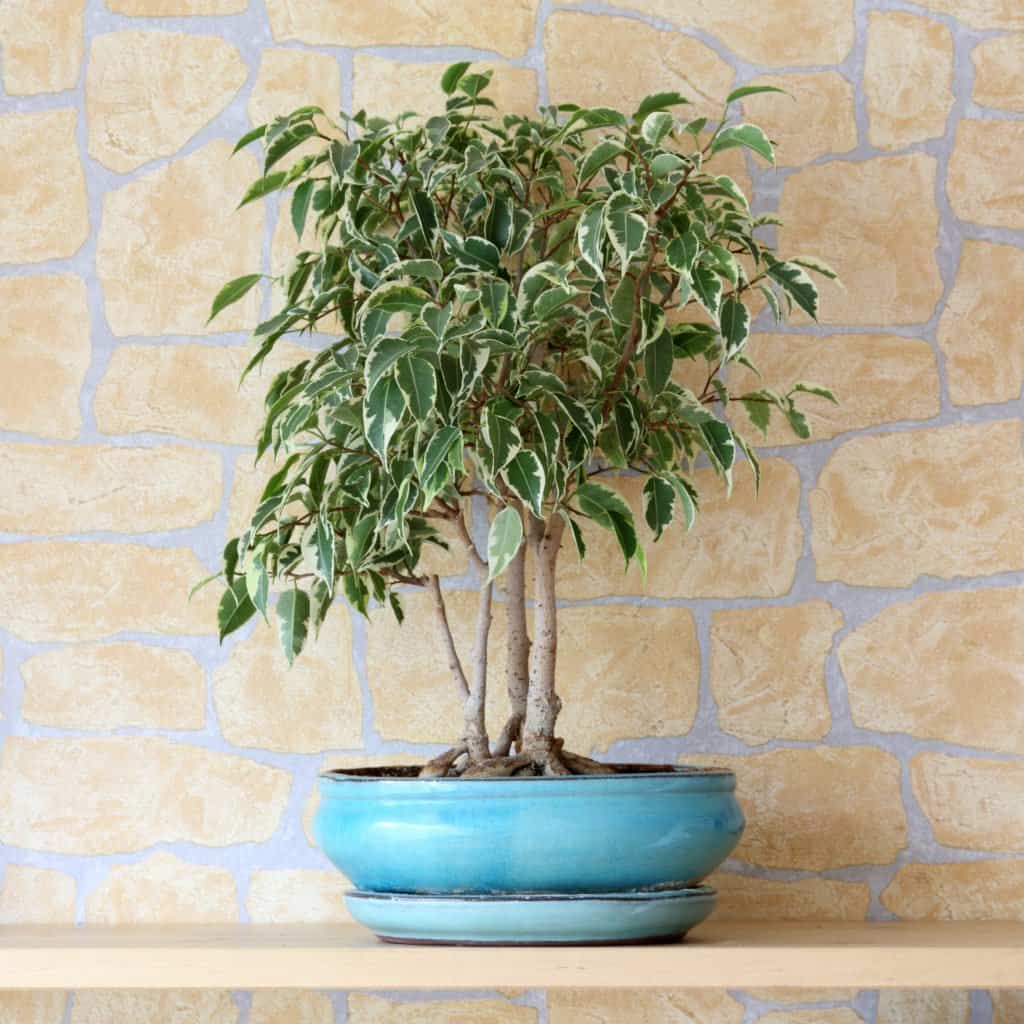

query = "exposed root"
(561, 750), (616, 775)
(491, 713), (523, 758)
(460, 753), (533, 778)
(419, 737), (613, 778)
(419, 743), (467, 778)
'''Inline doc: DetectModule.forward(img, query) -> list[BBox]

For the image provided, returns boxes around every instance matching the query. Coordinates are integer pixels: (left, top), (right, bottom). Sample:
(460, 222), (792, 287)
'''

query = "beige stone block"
(0, 0), (84, 94)
(0, 444), (221, 533)
(759, 1013), (861, 1024)
(712, 872), (870, 921)
(349, 994), (535, 1023)
(266, 0), (539, 57)
(0, 110), (88, 263)
(22, 642), (205, 730)
(865, 12), (953, 149)
(877, 990), (970, 1024)
(86, 31), (245, 174)
(0, 993), (67, 1024)
(107, 0), (246, 11)
(710, 601), (841, 745)
(71, 991), (239, 1024)
(911, 754), (1024, 853)
(250, 48), (340, 128)
(688, 747), (907, 870)
(95, 342), (308, 445)
(86, 852), (237, 924)
(748, 990), (858, 1005)
(251, 992), (333, 1024)
(0, 866), (76, 924)
(247, 869), (348, 923)
(213, 611), (361, 752)
(0, 541), (218, 642)
(96, 141), (263, 336)
(548, 989), (743, 1024)
(778, 154), (941, 326)
(353, 55), (537, 120)
(882, 860), (1024, 920)
(993, 991), (1024, 1024)
(556, 0), (853, 66)
(840, 587), (1024, 755)
(741, 73), (856, 167)
(912, 1), (1023, 30)
(730, 334), (940, 446)
(555, 459), (801, 600)
(937, 240), (1024, 406)
(0, 737), (289, 854)
(949, 120), (1024, 230)
(546, 13), (733, 122)
(0, 274), (90, 439)
(972, 36), (1024, 112)
(811, 421), (1024, 586)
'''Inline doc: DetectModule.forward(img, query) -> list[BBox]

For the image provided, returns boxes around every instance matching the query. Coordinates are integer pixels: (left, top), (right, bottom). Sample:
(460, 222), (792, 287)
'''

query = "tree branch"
(426, 574), (469, 702)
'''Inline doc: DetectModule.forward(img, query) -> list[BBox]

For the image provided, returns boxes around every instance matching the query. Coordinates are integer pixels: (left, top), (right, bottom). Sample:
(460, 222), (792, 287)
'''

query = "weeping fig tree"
(207, 65), (836, 777)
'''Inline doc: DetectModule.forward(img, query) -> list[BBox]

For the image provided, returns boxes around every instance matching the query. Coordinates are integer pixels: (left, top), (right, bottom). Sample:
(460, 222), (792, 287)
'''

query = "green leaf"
(480, 278), (510, 327)
(767, 260), (819, 320)
(604, 192), (648, 267)
(711, 122), (775, 165)
(363, 376), (405, 465)
(578, 138), (625, 183)
(666, 237), (697, 276)
(396, 354), (437, 421)
(487, 506), (524, 581)
(644, 328), (674, 396)
(726, 84), (788, 104)
(720, 295), (751, 355)
(218, 577), (256, 642)
(790, 256), (839, 280)
(575, 482), (631, 527)
(734, 431), (762, 495)
(441, 61), (472, 94)
(412, 190), (438, 242)
(642, 476), (675, 540)
(666, 474), (697, 530)
(641, 111), (674, 145)
(700, 419), (736, 480)
(742, 397), (771, 437)
(577, 203), (605, 277)
(233, 124), (266, 154)
(502, 450), (546, 519)
(365, 337), (416, 393)
(562, 512), (587, 562)
(238, 170), (289, 207)
(345, 514), (376, 567)
(420, 426), (462, 493)
(314, 515), (335, 593)
(633, 91), (689, 122)
(276, 588), (310, 666)
(784, 400), (811, 439)
(208, 274), (262, 324)
(484, 196), (514, 250)
(481, 399), (523, 474)
(290, 179), (315, 239)
(793, 381), (838, 404)
(692, 263), (723, 319)
(365, 282), (433, 316)
(244, 556), (269, 621)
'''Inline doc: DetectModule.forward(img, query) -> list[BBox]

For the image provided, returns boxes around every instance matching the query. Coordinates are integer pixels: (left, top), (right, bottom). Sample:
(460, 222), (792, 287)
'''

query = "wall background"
(1, 0), (1022, 1021)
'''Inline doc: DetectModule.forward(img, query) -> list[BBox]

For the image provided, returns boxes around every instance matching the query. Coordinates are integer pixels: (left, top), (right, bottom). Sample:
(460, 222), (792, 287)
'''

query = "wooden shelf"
(1, 921), (1022, 990)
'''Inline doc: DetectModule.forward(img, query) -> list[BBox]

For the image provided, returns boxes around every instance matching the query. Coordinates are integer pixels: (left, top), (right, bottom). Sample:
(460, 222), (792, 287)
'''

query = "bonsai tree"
(207, 65), (835, 778)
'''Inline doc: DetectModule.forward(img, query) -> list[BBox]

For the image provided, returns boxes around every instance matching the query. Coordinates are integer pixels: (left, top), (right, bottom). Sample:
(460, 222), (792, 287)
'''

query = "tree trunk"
(522, 514), (565, 757)
(463, 578), (493, 762)
(494, 530), (530, 755)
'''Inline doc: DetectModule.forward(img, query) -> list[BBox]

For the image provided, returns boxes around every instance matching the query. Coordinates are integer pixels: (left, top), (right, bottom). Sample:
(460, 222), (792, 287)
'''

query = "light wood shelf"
(1, 921), (1021, 990)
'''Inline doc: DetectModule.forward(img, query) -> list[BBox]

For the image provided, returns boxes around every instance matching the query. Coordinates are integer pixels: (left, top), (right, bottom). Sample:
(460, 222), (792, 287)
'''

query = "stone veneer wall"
(0, 0), (1022, 1022)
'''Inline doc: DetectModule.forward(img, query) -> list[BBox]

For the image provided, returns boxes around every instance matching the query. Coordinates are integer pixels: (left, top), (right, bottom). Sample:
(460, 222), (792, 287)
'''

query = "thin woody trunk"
(492, 535), (530, 757)
(463, 578), (492, 762)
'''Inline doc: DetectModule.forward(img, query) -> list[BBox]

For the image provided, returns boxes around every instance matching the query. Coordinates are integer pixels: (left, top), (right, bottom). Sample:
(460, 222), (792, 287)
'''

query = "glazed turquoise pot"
(314, 764), (743, 944)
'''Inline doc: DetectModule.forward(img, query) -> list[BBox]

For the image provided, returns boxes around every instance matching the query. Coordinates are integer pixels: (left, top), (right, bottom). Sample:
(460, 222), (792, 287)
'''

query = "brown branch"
(426, 574), (469, 702)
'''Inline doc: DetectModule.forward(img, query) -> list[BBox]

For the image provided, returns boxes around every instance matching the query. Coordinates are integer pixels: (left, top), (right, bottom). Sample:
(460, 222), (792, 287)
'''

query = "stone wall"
(0, 1), (1022, 1021)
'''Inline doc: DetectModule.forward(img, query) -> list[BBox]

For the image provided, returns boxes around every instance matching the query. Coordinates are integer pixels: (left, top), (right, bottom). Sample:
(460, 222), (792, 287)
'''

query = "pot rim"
(320, 763), (734, 782)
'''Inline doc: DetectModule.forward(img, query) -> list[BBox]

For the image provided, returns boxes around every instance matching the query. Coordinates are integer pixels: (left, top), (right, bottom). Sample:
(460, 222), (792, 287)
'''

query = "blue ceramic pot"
(315, 764), (743, 895)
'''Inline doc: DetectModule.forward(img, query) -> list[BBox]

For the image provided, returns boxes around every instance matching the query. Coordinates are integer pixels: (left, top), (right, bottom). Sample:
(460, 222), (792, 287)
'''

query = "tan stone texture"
(0, 0), (84, 95)
(251, 992), (333, 1024)
(107, 0), (246, 11)
(548, 989), (744, 1024)
(759, 1013), (861, 1024)
(0, 110), (88, 263)
(741, 73), (857, 167)
(912, 1), (1024, 30)
(882, 860), (1024, 920)
(993, 991), (1024, 1024)
(730, 334), (940, 446)
(972, 35), (1024, 112)
(0, 444), (222, 533)
(811, 421), (1024, 586)
(71, 991), (239, 1024)
(748, 991), (858, 1006)
(213, 611), (361, 752)
(948, 120), (1024, 230)
(777, 154), (941, 326)
(246, 869), (349, 923)
(0, 274), (90, 439)
(0, 541), (218, 642)
(688, 747), (907, 870)
(86, 852), (238, 924)
(937, 240), (1024, 406)
(712, 873), (870, 921)
(546, 13), (733, 122)
(95, 342), (308, 445)
(710, 601), (841, 745)
(0, 737), (289, 854)
(877, 990), (970, 1024)
(0, 993), (67, 1024)
(911, 753), (1024, 853)
(96, 141), (263, 336)
(865, 12), (954, 149)
(22, 642), (206, 730)
(354, 56), (537, 120)
(266, 0), (540, 57)
(86, 32), (245, 174)
(554, 459), (801, 600)
(349, 994), (536, 1024)
(557, 0), (853, 66)
(840, 587), (1024, 754)
(0, 865), (76, 924)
